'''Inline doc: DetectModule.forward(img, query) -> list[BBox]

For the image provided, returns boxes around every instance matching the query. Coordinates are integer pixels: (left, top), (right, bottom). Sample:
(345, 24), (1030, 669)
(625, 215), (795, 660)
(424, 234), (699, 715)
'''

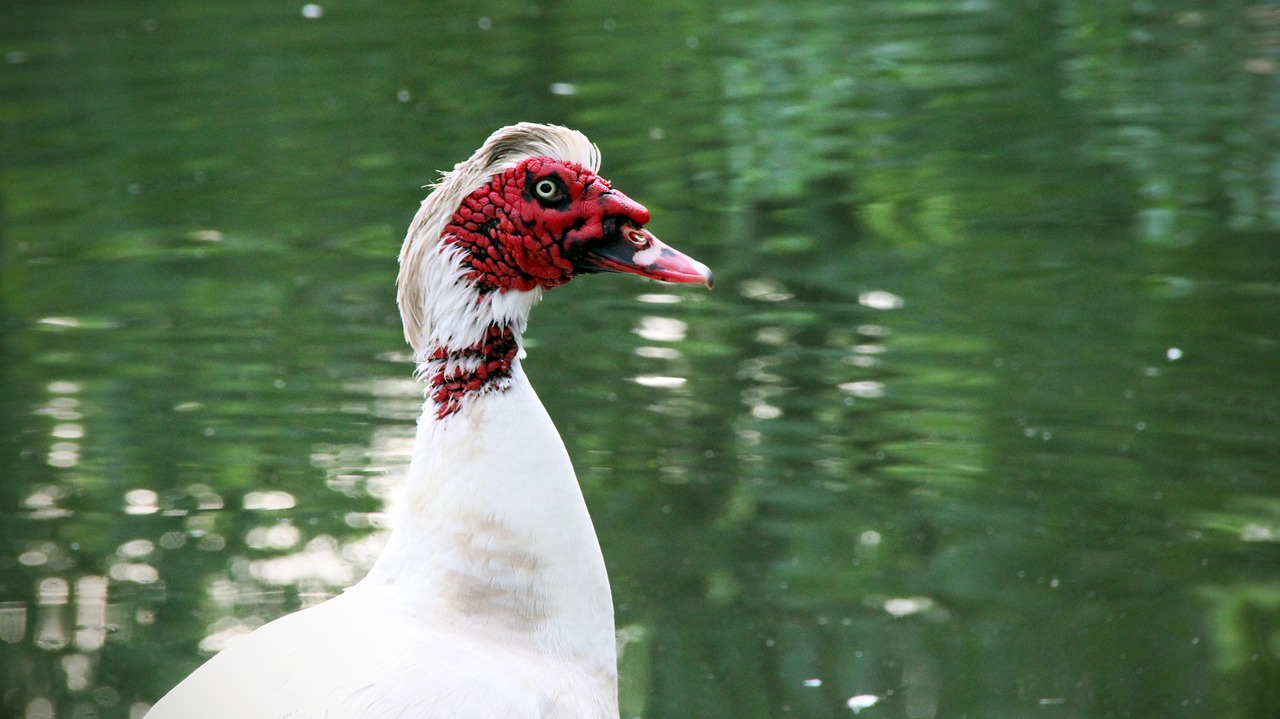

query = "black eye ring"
(532, 176), (566, 205)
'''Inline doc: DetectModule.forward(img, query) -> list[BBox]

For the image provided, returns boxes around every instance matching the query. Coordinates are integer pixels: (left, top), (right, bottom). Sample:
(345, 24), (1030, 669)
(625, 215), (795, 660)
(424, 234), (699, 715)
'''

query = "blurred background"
(3, 1), (1280, 717)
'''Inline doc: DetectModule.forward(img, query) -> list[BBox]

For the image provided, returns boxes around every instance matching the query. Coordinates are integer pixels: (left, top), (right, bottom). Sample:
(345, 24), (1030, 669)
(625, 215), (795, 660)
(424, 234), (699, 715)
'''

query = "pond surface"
(3, 1), (1280, 717)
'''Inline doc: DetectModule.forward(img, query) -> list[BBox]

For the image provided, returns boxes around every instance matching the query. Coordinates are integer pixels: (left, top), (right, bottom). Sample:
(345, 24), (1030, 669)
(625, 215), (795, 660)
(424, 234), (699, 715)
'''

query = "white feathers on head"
(396, 123), (601, 358)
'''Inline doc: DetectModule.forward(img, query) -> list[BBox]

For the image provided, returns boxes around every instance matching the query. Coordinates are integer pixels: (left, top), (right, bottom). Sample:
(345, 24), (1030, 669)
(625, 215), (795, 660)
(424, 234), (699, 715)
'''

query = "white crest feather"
(396, 123), (601, 359)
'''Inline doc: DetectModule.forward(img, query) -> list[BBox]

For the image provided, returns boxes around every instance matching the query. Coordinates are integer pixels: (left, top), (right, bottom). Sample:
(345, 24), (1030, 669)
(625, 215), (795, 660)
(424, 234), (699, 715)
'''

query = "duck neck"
(424, 322), (520, 419)
(361, 306), (617, 691)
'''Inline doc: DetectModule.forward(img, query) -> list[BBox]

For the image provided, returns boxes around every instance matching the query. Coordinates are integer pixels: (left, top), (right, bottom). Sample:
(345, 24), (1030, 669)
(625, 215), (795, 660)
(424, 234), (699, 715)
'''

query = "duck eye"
(534, 178), (562, 201)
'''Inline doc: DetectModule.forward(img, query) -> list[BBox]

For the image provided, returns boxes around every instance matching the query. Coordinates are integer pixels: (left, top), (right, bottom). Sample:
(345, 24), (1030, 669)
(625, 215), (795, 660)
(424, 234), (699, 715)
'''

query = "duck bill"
(578, 226), (714, 289)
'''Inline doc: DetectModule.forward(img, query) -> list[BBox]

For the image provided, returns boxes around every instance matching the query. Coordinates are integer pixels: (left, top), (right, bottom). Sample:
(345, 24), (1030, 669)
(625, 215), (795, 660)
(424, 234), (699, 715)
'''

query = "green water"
(3, 1), (1279, 717)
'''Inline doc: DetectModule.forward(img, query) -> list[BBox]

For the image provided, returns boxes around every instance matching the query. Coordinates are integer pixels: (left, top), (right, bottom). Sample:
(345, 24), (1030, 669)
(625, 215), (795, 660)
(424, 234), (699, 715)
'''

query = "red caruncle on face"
(442, 157), (651, 293)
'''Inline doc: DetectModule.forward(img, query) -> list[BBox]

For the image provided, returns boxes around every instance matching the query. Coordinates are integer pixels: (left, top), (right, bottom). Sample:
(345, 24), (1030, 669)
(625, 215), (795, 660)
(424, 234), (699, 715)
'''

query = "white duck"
(146, 123), (713, 719)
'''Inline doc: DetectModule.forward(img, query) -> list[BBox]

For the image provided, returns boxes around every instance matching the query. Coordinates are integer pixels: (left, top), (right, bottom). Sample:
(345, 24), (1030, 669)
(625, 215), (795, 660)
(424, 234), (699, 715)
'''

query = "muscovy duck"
(146, 123), (713, 718)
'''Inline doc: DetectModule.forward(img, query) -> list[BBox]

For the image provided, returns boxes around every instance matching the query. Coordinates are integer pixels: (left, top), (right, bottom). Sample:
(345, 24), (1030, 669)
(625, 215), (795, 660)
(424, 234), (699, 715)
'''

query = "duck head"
(440, 155), (713, 293)
(397, 123), (712, 358)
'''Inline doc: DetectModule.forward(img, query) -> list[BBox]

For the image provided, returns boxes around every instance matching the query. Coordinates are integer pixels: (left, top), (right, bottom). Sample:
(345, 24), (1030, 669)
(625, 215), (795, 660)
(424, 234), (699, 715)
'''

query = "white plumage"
(147, 124), (709, 719)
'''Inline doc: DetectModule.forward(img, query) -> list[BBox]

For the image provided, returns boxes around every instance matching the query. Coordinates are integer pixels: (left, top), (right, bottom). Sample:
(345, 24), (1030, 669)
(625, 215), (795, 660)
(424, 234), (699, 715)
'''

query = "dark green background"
(3, 1), (1279, 717)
